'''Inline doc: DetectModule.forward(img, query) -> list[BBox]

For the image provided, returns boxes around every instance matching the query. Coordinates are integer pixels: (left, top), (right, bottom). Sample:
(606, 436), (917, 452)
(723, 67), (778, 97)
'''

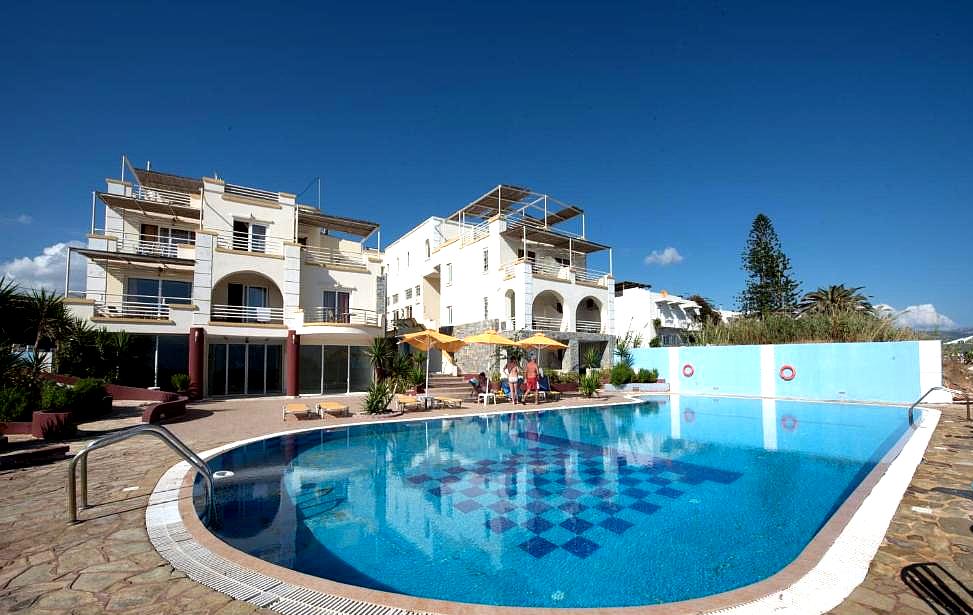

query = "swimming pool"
(199, 396), (917, 609)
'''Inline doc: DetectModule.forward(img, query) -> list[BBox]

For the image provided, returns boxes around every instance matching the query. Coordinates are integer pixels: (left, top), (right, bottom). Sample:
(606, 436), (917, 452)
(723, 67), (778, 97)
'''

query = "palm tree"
(22, 289), (68, 374)
(364, 337), (396, 382)
(797, 285), (873, 317)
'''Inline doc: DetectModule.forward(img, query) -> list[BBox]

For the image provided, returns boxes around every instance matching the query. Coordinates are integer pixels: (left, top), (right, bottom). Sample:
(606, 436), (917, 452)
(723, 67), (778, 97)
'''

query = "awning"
(97, 192), (200, 220)
(75, 247), (195, 270)
(500, 224), (608, 253)
(133, 168), (203, 194)
(298, 207), (379, 237)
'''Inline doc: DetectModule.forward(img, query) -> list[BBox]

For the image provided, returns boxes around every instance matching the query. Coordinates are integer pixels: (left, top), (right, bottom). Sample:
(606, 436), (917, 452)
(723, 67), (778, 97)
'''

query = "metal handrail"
(67, 424), (214, 524)
(908, 386), (963, 426)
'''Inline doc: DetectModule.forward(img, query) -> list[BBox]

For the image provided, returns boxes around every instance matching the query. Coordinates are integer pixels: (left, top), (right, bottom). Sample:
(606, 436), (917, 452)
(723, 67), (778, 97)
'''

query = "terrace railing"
(531, 316), (562, 332)
(211, 304), (285, 324)
(576, 319), (602, 334)
(224, 182), (279, 202)
(306, 307), (382, 327)
(113, 233), (195, 258)
(216, 231), (285, 256)
(132, 184), (193, 206)
(90, 293), (189, 320)
(500, 257), (610, 288)
(303, 245), (367, 269)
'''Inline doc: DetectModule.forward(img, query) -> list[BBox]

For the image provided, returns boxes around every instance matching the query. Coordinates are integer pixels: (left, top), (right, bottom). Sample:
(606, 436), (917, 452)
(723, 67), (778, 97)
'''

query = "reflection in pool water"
(203, 396), (912, 608)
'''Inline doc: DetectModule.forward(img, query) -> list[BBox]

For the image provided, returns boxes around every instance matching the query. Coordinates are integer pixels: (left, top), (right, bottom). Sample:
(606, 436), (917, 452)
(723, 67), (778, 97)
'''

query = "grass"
(693, 312), (920, 346)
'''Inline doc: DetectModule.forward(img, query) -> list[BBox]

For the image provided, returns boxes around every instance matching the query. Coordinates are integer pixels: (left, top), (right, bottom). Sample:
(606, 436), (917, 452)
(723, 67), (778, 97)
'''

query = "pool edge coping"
(146, 397), (941, 615)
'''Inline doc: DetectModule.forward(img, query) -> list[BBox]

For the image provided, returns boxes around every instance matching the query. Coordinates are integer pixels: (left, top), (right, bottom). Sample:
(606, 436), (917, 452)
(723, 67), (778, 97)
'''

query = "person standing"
(506, 358), (521, 404)
(525, 355), (539, 404)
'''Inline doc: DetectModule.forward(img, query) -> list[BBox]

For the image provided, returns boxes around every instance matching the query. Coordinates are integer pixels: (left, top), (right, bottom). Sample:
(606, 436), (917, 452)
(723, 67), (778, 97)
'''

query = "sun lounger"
(317, 401), (350, 417)
(436, 396), (463, 409)
(395, 394), (421, 411)
(282, 402), (321, 420)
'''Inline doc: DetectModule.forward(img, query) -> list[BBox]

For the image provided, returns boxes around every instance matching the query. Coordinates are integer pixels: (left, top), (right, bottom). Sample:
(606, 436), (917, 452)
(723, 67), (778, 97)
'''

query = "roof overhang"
(298, 208), (379, 237)
(97, 192), (200, 220)
(75, 248), (195, 270)
(133, 168), (203, 193)
(501, 224), (608, 253)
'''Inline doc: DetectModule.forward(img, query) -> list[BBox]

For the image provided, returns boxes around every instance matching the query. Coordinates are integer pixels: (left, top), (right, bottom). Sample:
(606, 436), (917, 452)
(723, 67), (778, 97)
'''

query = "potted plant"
(171, 373), (190, 394)
(579, 370), (600, 398)
(32, 381), (76, 440)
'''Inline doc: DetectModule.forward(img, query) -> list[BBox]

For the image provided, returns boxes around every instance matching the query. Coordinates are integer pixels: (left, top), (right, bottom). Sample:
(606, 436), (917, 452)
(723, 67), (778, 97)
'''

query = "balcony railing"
(216, 231), (285, 256)
(303, 246), (367, 269)
(133, 184), (192, 206)
(306, 307), (382, 327)
(500, 258), (610, 288)
(531, 316), (563, 332)
(90, 293), (189, 320)
(113, 233), (195, 258)
(576, 319), (602, 333)
(224, 182), (279, 202)
(211, 304), (285, 324)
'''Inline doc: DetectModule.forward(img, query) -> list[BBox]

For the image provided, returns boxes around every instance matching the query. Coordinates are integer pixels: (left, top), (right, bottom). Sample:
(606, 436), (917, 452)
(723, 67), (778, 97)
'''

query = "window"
(397, 258), (400, 273)
(126, 278), (191, 306)
(297, 236), (308, 246)
(555, 257), (570, 267)
(483, 248), (489, 272)
(407, 252), (410, 266)
(424, 240), (430, 259)
(322, 290), (351, 322)
(227, 283), (270, 322)
(483, 297), (489, 320)
(405, 288), (413, 300)
(446, 306), (453, 324)
(446, 263), (453, 285)
(392, 293), (399, 304)
(517, 249), (537, 261)
(139, 224), (195, 257)
(415, 285), (420, 297)
(404, 305), (412, 318)
(232, 220), (267, 253)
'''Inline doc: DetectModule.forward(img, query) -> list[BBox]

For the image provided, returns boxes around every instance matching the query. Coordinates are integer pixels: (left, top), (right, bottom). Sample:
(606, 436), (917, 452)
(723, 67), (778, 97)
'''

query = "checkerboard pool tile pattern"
(406, 431), (742, 559)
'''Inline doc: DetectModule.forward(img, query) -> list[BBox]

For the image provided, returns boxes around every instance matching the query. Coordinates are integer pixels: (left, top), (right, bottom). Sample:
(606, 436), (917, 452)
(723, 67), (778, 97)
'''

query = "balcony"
(303, 245), (367, 270)
(305, 307), (383, 327)
(576, 319), (602, 333)
(90, 293), (182, 320)
(501, 258), (611, 289)
(211, 304), (285, 324)
(132, 184), (192, 206)
(531, 315), (562, 332)
(216, 231), (285, 256)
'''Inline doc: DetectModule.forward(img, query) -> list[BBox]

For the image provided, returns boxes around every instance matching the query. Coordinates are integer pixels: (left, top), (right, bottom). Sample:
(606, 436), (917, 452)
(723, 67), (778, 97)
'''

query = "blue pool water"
(202, 396), (914, 608)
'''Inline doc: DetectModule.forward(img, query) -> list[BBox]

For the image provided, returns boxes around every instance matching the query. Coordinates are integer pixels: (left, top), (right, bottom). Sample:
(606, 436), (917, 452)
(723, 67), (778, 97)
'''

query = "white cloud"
(0, 241), (86, 292)
(644, 246), (684, 266)
(875, 303), (956, 330)
(0, 214), (32, 225)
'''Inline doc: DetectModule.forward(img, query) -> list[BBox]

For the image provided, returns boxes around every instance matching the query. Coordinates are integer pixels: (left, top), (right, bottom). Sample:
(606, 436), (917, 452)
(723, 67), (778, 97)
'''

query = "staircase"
(425, 374), (472, 399)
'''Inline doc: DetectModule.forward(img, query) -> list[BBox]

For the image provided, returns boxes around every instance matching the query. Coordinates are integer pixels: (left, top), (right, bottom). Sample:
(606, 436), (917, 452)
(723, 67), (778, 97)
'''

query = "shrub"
(171, 373), (190, 392)
(71, 378), (109, 421)
(634, 368), (658, 383)
(649, 336), (661, 348)
(694, 312), (916, 346)
(610, 363), (634, 387)
(548, 371), (579, 385)
(40, 381), (75, 412)
(581, 347), (601, 370)
(362, 381), (393, 414)
(579, 371), (600, 397)
(0, 387), (34, 422)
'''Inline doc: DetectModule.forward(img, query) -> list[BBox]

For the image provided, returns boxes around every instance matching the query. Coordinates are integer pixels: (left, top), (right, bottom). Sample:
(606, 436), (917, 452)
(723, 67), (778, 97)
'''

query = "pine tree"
(738, 214), (800, 317)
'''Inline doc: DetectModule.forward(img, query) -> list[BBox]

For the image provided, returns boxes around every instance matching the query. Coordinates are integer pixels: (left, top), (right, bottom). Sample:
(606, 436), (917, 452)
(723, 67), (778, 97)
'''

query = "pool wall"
(631, 340), (946, 403)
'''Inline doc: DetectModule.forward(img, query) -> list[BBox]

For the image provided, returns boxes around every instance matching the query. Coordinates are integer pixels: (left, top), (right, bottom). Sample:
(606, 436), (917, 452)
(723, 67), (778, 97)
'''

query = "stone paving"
(0, 395), (969, 614)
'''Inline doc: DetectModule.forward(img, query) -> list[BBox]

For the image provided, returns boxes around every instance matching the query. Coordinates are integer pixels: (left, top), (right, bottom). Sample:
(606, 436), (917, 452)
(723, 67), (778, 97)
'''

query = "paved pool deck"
(0, 395), (970, 614)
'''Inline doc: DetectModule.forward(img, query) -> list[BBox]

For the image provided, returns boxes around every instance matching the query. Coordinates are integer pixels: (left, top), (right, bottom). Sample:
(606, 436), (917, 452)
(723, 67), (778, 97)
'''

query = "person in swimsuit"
(506, 358), (521, 404)
(525, 355), (539, 404)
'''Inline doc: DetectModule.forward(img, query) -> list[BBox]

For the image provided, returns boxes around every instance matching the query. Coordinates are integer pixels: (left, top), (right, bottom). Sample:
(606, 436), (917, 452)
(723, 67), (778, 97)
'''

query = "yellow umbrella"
(462, 330), (519, 400)
(399, 329), (465, 394)
(517, 333), (567, 404)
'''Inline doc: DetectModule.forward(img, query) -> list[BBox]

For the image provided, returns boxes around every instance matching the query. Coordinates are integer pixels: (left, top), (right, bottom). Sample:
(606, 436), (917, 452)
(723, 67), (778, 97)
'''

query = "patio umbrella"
(517, 333), (568, 404)
(462, 330), (519, 398)
(399, 329), (465, 395)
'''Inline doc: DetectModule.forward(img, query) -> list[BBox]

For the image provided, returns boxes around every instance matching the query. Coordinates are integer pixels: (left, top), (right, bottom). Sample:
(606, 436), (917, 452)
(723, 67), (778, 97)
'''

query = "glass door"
(227, 344), (247, 395)
(323, 345), (349, 394)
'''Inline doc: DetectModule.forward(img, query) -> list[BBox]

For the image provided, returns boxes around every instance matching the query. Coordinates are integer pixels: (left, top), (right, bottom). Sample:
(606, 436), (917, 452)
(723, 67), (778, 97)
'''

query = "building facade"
(383, 185), (616, 374)
(613, 281), (701, 346)
(65, 162), (385, 398)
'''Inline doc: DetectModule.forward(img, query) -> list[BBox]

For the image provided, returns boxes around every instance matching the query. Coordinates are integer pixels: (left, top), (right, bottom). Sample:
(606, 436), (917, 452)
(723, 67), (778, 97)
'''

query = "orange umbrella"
(463, 330), (519, 399)
(399, 330), (465, 393)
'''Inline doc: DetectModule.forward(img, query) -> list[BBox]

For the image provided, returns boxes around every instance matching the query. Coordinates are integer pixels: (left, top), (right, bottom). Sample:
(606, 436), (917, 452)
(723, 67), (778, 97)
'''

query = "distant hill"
(942, 328), (973, 344)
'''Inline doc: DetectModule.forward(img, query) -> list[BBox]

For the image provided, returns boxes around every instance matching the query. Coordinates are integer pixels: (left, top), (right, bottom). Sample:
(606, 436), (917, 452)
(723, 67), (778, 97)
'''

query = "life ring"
(781, 415), (798, 431)
(683, 409), (696, 423)
(779, 365), (796, 381)
(682, 364), (695, 378)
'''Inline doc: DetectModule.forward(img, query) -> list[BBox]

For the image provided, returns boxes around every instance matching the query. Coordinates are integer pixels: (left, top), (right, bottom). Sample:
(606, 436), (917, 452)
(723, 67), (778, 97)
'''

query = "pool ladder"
(67, 424), (214, 524)
(908, 386), (968, 426)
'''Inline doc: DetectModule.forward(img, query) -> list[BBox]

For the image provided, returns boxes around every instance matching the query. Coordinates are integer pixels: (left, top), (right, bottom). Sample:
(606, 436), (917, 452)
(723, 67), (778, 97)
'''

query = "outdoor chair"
(317, 401), (350, 417)
(282, 403), (321, 421)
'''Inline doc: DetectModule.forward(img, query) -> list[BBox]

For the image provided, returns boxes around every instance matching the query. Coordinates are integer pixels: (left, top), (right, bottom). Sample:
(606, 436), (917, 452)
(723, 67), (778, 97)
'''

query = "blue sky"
(0, 1), (970, 327)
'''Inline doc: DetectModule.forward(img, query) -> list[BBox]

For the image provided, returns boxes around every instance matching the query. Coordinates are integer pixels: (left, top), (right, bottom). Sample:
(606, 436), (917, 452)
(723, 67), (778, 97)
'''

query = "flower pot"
(31, 411), (75, 440)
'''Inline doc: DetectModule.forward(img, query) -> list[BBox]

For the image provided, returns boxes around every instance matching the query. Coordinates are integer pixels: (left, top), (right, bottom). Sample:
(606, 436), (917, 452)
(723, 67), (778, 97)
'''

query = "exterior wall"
(614, 286), (698, 344)
(630, 340), (949, 404)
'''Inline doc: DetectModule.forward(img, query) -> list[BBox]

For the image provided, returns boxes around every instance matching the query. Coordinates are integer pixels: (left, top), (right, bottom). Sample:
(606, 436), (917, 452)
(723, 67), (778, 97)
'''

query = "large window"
(299, 345), (372, 394)
(126, 278), (191, 306)
(209, 342), (284, 396)
(232, 220), (267, 253)
(322, 290), (350, 322)
(227, 283), (269, 322)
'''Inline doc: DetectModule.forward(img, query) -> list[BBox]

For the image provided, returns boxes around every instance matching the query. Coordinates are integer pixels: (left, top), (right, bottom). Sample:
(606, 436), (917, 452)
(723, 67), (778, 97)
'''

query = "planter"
(0, 421), (33, 435)
(31, 411), (75, 440)
(551, 383), (579, 393)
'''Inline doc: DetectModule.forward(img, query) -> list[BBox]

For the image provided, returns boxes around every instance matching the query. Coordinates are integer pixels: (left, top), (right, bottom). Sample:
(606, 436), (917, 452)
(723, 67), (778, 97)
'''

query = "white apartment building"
(383, 185), (616, 374)
(65, 159), (385, 398)
(613, 281), (701, 346)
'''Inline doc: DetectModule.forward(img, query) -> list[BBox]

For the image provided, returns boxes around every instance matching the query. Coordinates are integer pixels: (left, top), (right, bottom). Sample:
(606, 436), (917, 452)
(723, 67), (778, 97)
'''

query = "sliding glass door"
(207, 342), (284, 397)
(298, 345), (371, 395)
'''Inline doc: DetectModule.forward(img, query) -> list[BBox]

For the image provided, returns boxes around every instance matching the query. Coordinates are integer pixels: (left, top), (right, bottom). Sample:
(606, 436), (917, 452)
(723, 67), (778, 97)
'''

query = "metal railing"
(225, 182), (279, 202)
(68, 424), (214, 524)
(576, 319), (602, 333)
(461, 220), (490, 245)
(306, 307), (382, 327)
(211, 303), (285, 324)
(114, 233), (195, 258)
(531, 316), (563, 332)
(500, 257), (610, 287)
(908, 386), (965, 426)
(133, 184), (192, 206)
(216, 231), (285, 255)
(303, 245), (367, 268)
(91, 293), (190, 320)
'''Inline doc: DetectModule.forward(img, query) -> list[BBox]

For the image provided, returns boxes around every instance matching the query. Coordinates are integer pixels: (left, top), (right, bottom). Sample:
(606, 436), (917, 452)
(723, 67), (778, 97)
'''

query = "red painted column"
(187, 327), (205, 400)
(286, 330), (300, 397)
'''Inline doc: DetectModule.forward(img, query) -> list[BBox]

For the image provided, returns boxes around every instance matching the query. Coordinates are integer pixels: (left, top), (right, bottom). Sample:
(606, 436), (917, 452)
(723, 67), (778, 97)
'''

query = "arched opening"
(211, 271), (284, 323)
(576, 296), (603, 333)
(531, 290), (564, 332)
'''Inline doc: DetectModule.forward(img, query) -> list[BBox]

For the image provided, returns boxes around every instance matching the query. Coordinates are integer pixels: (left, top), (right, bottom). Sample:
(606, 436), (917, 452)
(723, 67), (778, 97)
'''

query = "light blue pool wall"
(631, 340), (943, 403)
